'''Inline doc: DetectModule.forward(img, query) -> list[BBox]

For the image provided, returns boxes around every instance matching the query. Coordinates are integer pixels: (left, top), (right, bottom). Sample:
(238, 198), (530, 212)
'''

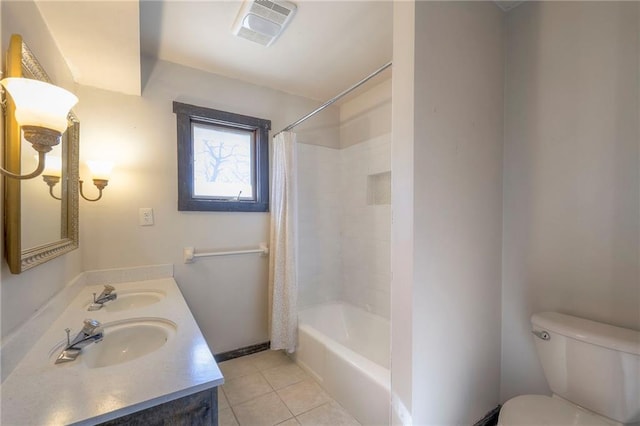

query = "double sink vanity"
(1, 269), (224, 425)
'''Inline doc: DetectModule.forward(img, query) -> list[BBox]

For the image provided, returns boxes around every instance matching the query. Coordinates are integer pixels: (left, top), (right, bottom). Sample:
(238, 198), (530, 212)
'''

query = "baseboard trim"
(214, 341), (270, 362)
(473, 405), (501, 426)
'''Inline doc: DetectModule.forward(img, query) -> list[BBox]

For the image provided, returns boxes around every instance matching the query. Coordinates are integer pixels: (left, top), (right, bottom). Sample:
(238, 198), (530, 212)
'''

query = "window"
(174, 102), (271, 212)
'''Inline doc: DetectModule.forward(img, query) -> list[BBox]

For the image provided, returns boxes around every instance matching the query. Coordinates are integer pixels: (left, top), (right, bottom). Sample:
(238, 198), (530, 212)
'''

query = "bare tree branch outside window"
(192, 125), (254, 199)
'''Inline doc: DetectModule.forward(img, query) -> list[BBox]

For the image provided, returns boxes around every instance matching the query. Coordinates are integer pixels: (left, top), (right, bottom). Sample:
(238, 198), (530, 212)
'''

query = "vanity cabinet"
(98, 387), (218, 426)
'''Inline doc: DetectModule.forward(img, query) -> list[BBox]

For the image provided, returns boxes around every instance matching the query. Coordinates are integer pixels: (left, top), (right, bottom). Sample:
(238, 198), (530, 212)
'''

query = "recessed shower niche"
(367, 171), (391, 206)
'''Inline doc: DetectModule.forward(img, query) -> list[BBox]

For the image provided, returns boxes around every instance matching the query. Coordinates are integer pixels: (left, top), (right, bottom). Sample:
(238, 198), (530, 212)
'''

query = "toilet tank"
(532, 312), (640, 423)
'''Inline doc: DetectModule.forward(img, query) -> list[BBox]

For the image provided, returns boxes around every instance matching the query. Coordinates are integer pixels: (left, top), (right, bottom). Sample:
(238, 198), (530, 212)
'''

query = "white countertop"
(1, 277), (224, 425)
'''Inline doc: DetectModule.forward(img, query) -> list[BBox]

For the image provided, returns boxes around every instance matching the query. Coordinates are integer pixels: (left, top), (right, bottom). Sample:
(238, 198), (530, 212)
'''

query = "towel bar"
(183, 243), (269, 263)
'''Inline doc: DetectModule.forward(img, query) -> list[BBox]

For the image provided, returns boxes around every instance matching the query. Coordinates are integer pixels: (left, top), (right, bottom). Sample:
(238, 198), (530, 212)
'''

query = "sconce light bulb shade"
(39, 154), (62, 177)
(86, 160), (113, 181)
(0, 77), (78, 133)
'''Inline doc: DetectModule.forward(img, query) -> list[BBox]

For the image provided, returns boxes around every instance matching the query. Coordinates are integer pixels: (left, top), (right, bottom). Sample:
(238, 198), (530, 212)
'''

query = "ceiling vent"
(232, 0), (297, 47)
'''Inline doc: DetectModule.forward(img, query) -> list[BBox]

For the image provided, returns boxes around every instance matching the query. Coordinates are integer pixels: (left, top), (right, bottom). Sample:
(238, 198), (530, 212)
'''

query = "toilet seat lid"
(498, 395), (617, 426)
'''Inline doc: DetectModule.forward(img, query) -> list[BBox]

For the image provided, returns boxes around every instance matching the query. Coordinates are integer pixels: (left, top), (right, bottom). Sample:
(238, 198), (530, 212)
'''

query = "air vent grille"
(249, 4), (288, 25)
(232, 0), (297, 47)
(237, 27), (272, 46)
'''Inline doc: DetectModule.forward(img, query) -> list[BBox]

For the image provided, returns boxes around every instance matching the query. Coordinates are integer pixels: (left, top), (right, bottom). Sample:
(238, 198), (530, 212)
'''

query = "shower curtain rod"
(275, 61), (392, 135)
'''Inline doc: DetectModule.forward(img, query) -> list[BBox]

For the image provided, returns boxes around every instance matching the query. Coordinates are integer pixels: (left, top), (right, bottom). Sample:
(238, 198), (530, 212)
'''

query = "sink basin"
(81, 318), (176, 368)
(85, 291), (165, 312)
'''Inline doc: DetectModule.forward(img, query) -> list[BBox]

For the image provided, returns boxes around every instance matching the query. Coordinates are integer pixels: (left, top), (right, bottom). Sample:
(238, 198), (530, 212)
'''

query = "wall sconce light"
(0, 77), (78, 180)
(80, 160), (113, 202)
(42, 157), (113, 202)
(39, 154), (63, 200)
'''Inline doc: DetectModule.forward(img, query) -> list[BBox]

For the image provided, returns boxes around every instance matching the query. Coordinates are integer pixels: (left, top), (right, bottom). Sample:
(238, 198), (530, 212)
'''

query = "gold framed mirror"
(4, 35), (79, 274)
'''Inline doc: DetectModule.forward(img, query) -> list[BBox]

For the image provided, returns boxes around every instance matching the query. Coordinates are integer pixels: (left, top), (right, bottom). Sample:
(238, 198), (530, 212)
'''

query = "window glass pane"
(192, 123), (255, 200)
(174, 101), (270, 212)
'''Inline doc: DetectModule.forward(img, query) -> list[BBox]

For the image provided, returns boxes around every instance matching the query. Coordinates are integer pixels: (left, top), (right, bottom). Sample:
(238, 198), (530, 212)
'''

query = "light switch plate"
(139, 208), (154, 226)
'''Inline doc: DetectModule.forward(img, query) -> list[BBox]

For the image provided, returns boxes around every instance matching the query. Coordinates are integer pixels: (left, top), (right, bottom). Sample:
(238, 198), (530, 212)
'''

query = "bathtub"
(293, 302), (390, 425)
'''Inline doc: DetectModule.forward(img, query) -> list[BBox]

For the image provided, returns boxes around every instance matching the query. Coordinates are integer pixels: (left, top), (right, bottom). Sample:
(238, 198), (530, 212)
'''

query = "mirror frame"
(4, 34), (79, 274)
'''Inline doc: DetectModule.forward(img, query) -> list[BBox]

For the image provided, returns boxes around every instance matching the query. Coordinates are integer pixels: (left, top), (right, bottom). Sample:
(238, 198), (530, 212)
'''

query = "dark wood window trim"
(173, 101), (271, 212)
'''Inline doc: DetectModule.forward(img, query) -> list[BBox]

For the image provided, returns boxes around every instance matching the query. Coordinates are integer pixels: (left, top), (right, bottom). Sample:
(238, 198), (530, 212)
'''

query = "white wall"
(390, 1), (415, 422)
(340, 78), (392, 149)
(1, 0), (83, 339)
(75, 57), (338, 354)
(501, 1), (640, 401)
(392, 1), (504, 423)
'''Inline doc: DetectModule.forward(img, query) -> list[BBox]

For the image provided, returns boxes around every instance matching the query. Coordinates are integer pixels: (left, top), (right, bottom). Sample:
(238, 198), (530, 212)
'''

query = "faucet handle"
(81, 318), (102, 335)
(84, 318), (100, 327)
(103, 284), (115, 294)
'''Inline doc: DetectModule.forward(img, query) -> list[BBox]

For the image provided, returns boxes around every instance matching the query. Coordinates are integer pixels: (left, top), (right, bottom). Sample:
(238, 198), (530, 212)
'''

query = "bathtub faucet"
(55, 319), (103, 364)
(88, 284), (117, 311)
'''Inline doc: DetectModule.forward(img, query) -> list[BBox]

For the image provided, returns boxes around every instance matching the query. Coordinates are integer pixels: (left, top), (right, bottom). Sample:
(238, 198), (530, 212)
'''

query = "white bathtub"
(293, 302), (390, 425)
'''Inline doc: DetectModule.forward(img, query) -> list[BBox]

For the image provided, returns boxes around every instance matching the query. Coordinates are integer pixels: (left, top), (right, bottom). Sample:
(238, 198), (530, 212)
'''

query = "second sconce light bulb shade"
(86, 160), (113, 181)
(42, 155), (62, 177)
(0, 78), (78, 134)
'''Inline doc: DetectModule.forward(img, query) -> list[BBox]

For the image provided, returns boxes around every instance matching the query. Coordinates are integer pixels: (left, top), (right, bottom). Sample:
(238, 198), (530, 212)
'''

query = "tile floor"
(218, 350), (361, 426)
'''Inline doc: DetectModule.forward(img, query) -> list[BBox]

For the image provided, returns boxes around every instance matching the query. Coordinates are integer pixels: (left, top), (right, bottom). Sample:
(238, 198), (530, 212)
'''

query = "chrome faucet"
(88, 284), (117, 311)
(55, 319), (104, 364)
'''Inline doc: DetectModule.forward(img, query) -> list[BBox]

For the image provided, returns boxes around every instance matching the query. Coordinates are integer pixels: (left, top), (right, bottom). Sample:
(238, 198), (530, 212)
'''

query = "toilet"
(498, 312), (640, 426)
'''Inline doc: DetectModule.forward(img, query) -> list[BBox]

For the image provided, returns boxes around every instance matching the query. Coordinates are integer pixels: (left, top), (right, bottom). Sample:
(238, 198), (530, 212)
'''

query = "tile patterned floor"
(218, 350), (361, 426)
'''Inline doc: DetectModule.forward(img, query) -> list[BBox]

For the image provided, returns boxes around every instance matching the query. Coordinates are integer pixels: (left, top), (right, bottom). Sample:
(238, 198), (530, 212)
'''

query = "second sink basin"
(86, 290), (165, 312)
(81, 318), (176, 368)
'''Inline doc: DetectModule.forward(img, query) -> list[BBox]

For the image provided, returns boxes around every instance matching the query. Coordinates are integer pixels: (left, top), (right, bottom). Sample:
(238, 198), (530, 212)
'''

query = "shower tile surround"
(340, 135), (392, 318)
(297, 144), (342, 307)
(297, 133), (392, 318)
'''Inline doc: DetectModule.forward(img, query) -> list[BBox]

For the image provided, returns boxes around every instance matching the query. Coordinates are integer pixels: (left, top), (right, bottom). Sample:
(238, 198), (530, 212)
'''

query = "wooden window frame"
(174, 101), (271, 212)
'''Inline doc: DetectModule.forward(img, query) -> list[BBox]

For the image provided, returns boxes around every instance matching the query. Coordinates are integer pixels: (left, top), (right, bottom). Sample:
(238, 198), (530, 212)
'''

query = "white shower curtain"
(268, 131), (298, 353)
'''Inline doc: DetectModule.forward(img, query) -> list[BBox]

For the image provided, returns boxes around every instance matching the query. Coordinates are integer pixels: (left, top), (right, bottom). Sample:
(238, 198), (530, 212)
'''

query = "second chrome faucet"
(88, 284), (117, 311)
